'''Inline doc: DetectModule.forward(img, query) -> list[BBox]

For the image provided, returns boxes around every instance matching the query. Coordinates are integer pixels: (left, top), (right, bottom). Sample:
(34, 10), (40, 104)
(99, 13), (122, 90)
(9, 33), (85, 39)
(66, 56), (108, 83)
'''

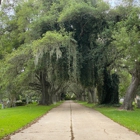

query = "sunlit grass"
(77, 101), (140, 134)
(0, 102), (62, 139)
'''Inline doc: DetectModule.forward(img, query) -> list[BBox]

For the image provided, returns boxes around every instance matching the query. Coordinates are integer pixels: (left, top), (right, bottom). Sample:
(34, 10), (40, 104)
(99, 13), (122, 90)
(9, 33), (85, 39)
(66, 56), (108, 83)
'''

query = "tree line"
(0, 0), (140, 110)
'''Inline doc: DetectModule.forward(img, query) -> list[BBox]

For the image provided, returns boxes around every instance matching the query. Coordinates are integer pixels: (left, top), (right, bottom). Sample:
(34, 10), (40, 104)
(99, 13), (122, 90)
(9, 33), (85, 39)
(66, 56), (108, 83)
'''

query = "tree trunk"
(88, 87), (97, 103)
(81, 94), (84, 101)
(49, 90), (57, 104)
(57, 93), (61, 101)
(87, 91), (92, 103)
(92, 88), (97, 103)
(77, 93), (81, 101)
(137, 99), (140, 108)
(82, 90), (86, 101)
(39, 71), (50, 105)
(40, 84), (49, 105)
(121, 75), (140, 110)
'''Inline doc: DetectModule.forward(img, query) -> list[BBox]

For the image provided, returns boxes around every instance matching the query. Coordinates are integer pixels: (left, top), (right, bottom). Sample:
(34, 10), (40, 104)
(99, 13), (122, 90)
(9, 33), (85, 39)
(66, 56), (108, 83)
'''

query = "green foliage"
(1, 0), (139, 107)
(97, 68), (119, 104)
(112, 7), (140, 68)
(65, 93), (76, 100)
(32, 31), (69, 49)
(0, 102), (62, 139)
(59, 2), (97, 22)
(32, 31), (74, 83)
(77, 101), (94, 108)
(0, 45), (32, 90)
(111, 6), (140, 109)
(119, 71), (131, 97)
(15, 102), (25, 106)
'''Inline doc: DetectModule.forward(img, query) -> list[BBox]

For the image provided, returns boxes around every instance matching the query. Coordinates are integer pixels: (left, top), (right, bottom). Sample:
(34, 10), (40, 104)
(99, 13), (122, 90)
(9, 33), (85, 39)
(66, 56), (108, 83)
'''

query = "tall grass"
(0, 102), (62, 139)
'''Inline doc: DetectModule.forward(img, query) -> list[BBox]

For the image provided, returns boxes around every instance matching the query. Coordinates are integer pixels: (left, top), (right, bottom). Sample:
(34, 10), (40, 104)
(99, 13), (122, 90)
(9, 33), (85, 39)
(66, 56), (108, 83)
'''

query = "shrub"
(15, 102), (25, 106)
(22, 99), (26, 103)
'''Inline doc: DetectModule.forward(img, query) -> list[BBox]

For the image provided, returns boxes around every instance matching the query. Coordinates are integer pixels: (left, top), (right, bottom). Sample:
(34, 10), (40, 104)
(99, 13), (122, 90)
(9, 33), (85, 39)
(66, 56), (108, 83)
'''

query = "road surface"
(10, 101), (140, 140)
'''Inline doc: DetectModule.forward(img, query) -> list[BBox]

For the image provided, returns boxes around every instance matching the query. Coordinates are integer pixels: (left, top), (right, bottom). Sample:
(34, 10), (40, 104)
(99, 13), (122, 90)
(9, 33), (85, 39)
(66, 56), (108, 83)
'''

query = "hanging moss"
(97, 67), (119, 104)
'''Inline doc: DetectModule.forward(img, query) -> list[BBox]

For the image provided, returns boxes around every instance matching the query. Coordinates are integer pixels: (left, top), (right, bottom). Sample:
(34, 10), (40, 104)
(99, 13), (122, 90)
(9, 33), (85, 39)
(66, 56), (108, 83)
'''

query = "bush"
(15, 102), (25, 106)
(65, 96), (71, 100)
(65, 94), (76, 100)
(22, 99), (26, 103)
(28, 101), (33, 104)
(71, 95), (76, 100)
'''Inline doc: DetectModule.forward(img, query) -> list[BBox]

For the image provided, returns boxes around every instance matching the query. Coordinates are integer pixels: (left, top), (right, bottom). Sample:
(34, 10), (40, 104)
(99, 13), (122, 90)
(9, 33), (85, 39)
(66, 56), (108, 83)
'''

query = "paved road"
(10, 101), (140, 140)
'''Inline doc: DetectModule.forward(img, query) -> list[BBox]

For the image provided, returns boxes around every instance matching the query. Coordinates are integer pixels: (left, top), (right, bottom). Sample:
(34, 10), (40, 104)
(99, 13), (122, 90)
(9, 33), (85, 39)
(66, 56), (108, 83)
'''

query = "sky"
(1, 0), (140, 10)
(105, 0), (140, 7)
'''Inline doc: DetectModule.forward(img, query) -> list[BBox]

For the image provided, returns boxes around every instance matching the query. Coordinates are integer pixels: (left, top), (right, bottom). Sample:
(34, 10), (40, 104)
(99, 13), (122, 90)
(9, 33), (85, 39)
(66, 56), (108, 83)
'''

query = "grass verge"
(0, 102), (62, 139)
(77, 101), (140, 135)
(77, 101), (94, 108)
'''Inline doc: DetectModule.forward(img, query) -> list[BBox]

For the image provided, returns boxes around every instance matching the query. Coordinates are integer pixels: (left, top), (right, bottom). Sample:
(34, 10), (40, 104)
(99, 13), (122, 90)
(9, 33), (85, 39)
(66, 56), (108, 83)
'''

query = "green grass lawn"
(77, 101), (140, 135)
(0, 102), (62, 139)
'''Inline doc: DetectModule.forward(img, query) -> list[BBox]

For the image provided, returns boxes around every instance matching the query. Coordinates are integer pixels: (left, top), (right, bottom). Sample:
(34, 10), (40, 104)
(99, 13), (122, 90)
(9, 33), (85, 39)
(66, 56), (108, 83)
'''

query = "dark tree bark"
(49, 84), (62, 104)
(87, 91), (93, 103)
(121, 64), (140, 110)
(76, 92), (82, 101)
(87, 87), (96, 103)
(121, 75), (139, 110)
(39, 71), (50, 105)
(110, 74), (119, 104)
(97, 68), (119, 105)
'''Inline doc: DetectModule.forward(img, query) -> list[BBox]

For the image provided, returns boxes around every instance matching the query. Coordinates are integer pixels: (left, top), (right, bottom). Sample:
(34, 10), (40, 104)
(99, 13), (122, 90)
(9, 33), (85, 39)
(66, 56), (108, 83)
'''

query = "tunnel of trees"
(0, 0), (140, 110)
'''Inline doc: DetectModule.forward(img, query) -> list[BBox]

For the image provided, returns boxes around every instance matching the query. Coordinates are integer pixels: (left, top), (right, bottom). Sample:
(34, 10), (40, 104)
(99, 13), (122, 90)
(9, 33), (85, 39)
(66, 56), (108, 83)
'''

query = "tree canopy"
(0, 0), (140, 110)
